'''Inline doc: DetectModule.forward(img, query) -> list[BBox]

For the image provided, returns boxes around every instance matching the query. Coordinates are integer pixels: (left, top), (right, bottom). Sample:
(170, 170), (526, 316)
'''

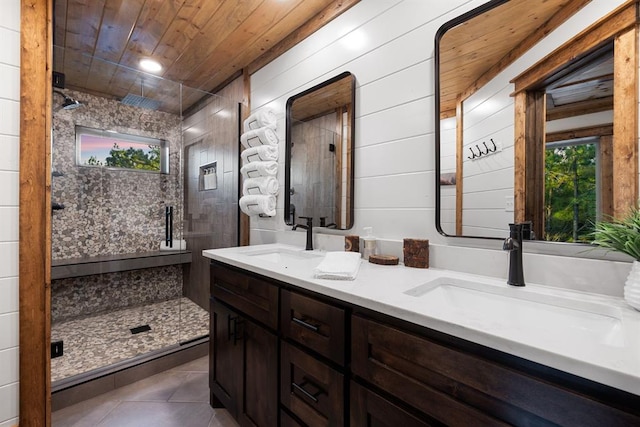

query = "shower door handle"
(165, 206), (173, 247)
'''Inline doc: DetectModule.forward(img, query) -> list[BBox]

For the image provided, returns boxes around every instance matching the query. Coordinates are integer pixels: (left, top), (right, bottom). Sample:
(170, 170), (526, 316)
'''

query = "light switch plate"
(505, 196), (514, 212)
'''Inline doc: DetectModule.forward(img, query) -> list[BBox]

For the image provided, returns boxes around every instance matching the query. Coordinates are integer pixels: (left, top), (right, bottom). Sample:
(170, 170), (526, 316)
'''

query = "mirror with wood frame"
(435, 0), (638, 243)
(285, 71), (355, 230)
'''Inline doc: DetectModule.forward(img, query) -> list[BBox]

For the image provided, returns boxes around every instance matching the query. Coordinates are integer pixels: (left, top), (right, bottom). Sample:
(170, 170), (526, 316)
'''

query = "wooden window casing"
(512, 0), (639, 231)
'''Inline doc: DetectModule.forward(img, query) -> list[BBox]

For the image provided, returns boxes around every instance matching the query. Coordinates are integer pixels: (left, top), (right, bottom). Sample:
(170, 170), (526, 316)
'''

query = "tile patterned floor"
(52, 297), (209, 382)
(52, 356), (238, 427)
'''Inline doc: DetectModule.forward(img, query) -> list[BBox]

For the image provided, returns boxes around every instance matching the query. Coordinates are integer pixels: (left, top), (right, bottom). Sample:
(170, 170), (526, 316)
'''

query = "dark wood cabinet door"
(239, 317), (278, 427)
(352, 315), (640, 427)
(210, 300), (243, 419)
(350, 382), (436, 427)
(281, 409), (305, 427)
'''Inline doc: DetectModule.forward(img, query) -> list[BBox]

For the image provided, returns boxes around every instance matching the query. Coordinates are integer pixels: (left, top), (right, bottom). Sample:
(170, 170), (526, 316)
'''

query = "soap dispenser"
(362, 227), (377, 260)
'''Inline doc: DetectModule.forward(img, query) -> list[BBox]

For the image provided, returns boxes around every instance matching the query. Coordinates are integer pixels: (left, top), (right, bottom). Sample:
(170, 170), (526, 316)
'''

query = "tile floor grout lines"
(52, 356), (239, 427)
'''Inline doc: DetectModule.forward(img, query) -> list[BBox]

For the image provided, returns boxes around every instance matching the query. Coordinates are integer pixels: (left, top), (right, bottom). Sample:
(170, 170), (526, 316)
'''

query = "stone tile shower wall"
(51, 266), (182, 323)
(51, 90), (183, 260)
(51, 91), (184, 322)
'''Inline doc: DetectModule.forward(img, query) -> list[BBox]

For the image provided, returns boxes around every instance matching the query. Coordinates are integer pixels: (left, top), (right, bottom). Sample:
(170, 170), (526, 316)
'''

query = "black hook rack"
(467, 138), (499, 160)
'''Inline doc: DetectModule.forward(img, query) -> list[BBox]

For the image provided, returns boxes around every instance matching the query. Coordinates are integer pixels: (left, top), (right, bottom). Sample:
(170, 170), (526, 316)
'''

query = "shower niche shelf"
(51, 250), (192, 280)
(199, 161), (217, 191)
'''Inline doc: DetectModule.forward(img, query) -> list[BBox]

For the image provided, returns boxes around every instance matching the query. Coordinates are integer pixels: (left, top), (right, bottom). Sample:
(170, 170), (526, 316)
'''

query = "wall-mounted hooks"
(483, 141), (491, 154)
(467, 138), (501, 161)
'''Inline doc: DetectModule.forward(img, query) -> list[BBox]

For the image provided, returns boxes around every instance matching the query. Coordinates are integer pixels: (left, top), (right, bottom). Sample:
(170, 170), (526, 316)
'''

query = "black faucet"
(503, 223), (525, 286)
(319, 217), (337, 229)
(292, 216), (314, 250)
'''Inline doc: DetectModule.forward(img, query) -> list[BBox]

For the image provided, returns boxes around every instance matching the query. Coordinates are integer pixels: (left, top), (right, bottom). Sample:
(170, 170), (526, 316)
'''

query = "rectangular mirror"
(285, 71), (355, 230)
(435, 0), (638, 243)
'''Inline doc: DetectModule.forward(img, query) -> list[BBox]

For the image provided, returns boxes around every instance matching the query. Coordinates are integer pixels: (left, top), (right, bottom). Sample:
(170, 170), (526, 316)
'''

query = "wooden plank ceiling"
(439, 0), (592, 117)
(291, 74), (353, 121)
(53, 0), (359, 114)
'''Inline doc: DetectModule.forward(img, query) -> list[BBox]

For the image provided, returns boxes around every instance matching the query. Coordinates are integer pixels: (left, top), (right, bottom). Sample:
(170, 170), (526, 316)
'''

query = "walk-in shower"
(50, 51), (241, 394)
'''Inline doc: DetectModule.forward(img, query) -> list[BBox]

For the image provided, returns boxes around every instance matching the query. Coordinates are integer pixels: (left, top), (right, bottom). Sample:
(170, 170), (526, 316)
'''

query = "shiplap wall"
(0, 0), (20, 425)
(248, 0), (637, 297)
(251, 0), (491, 238)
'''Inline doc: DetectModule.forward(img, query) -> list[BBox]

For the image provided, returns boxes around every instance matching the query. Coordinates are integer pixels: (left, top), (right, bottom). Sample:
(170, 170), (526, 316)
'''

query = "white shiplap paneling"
(0, 278), (18, 315)
(249, 0), (638, 296)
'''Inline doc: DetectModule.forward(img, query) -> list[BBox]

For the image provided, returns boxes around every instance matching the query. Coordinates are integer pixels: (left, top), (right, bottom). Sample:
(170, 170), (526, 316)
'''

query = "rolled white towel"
(241, 145), (279, 163)
(239, 194), (276, 217)
(314, 252), (362, 280)
(243, 176), (279, 196)
(241, 161), (278, 179)
(244, 109), (277, 133)
(241, 127), (279, 149)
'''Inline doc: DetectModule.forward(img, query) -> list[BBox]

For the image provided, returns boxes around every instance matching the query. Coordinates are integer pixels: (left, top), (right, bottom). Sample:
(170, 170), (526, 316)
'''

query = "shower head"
(53, 90), (83, 110)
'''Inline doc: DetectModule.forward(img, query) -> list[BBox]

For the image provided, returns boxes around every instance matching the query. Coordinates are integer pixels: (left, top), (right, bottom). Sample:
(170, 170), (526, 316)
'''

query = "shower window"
(76, 125), (169, 173)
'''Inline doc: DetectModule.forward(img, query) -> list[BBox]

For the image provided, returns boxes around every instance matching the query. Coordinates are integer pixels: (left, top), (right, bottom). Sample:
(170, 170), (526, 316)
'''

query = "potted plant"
(593, 207), (640, 310)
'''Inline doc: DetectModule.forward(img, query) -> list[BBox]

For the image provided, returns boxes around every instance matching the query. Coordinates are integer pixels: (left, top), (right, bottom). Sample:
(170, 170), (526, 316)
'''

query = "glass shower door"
(50, 53), (191, 386)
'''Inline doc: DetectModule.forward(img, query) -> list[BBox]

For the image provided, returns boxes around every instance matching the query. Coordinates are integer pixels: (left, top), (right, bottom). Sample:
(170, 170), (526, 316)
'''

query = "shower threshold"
(51, 297), (209, 387)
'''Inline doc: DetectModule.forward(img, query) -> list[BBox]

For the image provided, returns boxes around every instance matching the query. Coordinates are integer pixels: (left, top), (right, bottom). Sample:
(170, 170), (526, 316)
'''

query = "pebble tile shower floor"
(51, 297), (209, 382)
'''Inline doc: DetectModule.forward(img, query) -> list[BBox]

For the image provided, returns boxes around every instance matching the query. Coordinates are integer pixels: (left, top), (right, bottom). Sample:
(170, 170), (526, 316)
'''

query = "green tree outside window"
(544, 143), (597, 242)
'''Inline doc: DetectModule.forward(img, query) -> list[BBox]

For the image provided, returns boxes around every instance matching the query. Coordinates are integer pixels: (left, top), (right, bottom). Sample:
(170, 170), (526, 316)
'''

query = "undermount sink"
(243, 246), (324, 268)
(403, 277), (625, 348)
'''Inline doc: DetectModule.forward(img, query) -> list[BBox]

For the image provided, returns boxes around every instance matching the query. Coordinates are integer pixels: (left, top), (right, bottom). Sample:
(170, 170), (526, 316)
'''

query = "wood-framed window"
(512, 1), (639, 239)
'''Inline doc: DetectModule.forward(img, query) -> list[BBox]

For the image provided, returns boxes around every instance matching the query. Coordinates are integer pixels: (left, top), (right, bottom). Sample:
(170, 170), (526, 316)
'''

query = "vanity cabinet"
(281, 289), (345, 365)
(351, 314), (640, 427)
(281, 341), (344, 426)
(209, 260), (640, 427)
(210, 264), (278, 427)
(280, 289), (347, 426)
(350, 382), (434, 427)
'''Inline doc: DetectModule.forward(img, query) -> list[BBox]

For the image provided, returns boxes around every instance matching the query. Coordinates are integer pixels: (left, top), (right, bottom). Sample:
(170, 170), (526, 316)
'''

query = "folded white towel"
(241, 127), (279, 149)
(314, 252), (362, 280)
(244, 109), (277, 133)
(241, 145), (279, 163)
(239, 194), (276, 217)
(203, 173), (217, 190)
(241, 161), (278, 179)
(243, 176), (279, 196)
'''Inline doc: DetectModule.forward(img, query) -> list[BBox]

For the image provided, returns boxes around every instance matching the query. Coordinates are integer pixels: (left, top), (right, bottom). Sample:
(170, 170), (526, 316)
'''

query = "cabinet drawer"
(352, 315), (640, 427)
(281, 410), (304, 427)
(281, 341), (344, 427)
(211, 263), (278, 330)
(281, 289), (345, 365)
(350, 381), (435, 427)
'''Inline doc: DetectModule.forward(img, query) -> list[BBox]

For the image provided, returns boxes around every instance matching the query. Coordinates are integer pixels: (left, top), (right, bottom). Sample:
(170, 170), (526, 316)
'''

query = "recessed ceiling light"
(139, 58), (162, 73)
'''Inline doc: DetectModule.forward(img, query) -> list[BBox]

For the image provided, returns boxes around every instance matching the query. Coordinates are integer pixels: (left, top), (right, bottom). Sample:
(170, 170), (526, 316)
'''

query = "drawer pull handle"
(292, 316), (319, 332)
(291, 380), (322, 403)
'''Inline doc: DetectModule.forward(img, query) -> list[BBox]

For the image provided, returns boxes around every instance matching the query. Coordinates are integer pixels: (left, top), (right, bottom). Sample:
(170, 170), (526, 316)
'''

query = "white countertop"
(203, 243), (640, 396)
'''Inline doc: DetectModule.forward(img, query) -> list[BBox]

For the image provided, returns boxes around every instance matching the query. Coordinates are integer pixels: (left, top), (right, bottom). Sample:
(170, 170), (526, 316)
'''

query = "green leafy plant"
(592, 207), (640, 261)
